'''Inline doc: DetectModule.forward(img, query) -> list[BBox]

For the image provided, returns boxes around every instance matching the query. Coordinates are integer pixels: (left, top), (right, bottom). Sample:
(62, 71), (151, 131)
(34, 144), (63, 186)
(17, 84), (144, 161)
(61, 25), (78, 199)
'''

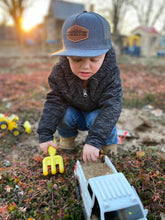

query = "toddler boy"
(37, 11), (123, 162)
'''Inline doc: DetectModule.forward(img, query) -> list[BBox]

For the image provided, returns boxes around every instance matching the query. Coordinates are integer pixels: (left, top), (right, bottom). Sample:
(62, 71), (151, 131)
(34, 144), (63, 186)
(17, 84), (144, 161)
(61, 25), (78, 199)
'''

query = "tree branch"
(144, 0), (153, 26)
(150, 1), (165, 27)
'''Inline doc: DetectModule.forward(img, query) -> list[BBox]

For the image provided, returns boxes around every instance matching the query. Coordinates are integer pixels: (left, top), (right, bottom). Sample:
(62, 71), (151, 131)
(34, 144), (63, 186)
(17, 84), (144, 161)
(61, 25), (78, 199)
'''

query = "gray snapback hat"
(52, 11), (111, 57)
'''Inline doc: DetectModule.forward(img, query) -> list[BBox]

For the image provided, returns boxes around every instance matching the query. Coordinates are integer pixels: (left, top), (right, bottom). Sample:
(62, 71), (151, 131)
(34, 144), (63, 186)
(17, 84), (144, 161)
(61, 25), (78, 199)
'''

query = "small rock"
(143, 105), (154, 110)
(160, 212), (165, 220)
(151, 109), (163, 117)
(6, 102), (12, 109)
(2, 97), (8, 102)
(3, 160), (11, 167)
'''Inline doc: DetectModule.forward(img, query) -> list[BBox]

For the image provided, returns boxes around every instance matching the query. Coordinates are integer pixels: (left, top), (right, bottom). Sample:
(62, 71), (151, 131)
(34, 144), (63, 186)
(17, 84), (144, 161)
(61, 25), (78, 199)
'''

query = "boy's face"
(67, 54), (105, 81)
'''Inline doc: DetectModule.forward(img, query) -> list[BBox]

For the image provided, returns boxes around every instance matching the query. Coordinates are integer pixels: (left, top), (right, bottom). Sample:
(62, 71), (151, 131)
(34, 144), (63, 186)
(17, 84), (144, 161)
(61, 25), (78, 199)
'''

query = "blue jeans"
(57, 106), (118, 145)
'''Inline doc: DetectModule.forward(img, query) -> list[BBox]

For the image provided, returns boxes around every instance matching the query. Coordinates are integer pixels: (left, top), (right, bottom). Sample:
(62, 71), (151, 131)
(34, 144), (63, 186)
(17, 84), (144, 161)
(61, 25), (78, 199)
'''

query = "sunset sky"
(0, 0), (164, 34)
(0, 0), (90, 31)
(21, 0), (103, 31)
(21, 0), (51, 31)
(21, 0), (137, 33)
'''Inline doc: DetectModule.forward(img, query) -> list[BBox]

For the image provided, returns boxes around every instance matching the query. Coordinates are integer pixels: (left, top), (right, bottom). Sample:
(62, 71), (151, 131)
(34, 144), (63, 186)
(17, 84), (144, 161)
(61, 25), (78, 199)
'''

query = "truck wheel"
(0, 121), (8, 130)
(12, 128), (20, 136)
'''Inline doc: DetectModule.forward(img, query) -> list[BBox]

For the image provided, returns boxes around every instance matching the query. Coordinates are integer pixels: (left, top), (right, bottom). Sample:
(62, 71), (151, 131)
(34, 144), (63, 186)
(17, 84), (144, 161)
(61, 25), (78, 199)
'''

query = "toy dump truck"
(0, 113), (31, 136)
(74, 156), (148, 220)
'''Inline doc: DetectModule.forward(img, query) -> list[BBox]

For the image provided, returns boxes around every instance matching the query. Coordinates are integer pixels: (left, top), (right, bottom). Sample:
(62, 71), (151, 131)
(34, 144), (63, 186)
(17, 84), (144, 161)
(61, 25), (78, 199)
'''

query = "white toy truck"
(74, 156), (148, 220)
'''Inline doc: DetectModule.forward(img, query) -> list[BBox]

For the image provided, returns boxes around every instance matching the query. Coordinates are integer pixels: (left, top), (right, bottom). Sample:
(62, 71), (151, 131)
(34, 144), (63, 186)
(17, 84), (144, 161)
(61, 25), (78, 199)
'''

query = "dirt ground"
(76, 106), (165, 155)
(0, 41), (165, 162)
(5, 105), (164, 165)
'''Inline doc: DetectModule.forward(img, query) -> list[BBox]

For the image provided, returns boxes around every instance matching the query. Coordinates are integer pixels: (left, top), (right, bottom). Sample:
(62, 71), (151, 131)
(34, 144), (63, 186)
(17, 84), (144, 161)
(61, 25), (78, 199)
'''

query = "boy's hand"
(83, 144), (100, 162)
(40, 141), (58, 154)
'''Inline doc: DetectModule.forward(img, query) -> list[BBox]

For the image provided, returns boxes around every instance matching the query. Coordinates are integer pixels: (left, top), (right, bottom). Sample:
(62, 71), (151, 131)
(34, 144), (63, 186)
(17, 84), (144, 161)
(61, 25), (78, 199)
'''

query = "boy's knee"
(105, 125), (118, 145)
(85, 109), (99, 128)
(86, 117), (96, 128)
(60, 107), (79, 127)
(64, 106), (76, 118)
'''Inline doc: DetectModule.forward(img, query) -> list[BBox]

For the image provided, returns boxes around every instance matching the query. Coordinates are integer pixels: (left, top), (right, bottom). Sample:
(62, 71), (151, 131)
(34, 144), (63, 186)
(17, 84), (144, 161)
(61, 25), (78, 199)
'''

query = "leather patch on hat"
(67, 25), (89, 42)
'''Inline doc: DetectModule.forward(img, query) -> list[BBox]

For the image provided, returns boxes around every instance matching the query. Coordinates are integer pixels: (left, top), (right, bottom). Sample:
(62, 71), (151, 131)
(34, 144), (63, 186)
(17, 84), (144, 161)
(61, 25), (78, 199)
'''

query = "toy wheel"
(12, 128), (20, 136)
(0, 121), (8, 130)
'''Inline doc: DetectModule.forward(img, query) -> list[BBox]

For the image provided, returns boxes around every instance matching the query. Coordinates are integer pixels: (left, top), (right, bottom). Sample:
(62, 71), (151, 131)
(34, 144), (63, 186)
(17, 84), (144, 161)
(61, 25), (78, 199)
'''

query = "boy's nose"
(81, 59), (90, 69)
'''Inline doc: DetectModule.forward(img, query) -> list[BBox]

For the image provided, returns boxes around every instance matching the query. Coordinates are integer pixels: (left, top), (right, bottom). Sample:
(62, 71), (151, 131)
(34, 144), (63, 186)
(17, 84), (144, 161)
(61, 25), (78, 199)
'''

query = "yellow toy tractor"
(0, 113), (31, 136)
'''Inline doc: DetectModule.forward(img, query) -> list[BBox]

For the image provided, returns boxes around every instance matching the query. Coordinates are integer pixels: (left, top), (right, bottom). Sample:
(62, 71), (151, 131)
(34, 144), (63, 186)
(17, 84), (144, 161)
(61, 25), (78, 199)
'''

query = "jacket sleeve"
(85, 66), (123, 150)
(37, 66), (68, 143)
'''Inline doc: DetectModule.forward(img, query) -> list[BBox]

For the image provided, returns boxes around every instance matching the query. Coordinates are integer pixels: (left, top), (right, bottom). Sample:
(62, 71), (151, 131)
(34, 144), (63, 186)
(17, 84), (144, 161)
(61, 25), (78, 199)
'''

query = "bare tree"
(0, 0), (34, 42)
(98, 0), (134, 35)
(91, 0), (165, 34)
(111, 0), (134, 35)
(132, 0), (165, 30)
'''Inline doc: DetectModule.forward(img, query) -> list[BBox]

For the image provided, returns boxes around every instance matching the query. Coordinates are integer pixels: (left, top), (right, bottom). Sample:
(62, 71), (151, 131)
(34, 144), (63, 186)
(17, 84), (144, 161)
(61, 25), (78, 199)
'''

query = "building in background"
(0, 25), (17, 40)
(131, 26), (160, 57)
(44, 0), (85, 50)
(156, 35), (165, 56)
(123, 35), (141, 57)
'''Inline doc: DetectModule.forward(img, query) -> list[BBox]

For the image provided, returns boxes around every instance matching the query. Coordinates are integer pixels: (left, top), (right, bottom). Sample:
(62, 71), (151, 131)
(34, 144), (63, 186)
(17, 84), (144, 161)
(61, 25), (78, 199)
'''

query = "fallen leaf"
(136, 151), (145, 157)
(0, 205), (8, 215)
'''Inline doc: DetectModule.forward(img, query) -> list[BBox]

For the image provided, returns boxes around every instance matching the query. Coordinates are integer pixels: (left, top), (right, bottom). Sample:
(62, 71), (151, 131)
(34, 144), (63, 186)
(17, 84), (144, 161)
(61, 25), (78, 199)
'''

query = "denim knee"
(57, 107), (86, 137)
(105, 125), (118, 145)
(83, 109), (100, 129)
(59, 106), (78, 128)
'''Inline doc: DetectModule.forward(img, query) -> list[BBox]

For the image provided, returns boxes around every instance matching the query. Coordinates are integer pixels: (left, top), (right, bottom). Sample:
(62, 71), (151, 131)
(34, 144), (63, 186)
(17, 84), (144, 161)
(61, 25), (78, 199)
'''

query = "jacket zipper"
(83, 88), (88, 97)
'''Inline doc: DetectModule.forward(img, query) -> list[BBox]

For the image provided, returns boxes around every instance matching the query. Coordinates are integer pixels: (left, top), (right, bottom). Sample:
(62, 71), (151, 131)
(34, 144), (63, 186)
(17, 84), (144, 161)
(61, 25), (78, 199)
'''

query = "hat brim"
(51, 48), (110, 57)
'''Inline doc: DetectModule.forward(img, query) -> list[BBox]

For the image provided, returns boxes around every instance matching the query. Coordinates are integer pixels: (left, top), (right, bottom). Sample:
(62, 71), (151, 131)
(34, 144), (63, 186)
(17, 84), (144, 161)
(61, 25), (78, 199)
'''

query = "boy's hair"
(52, 11), (111, 57)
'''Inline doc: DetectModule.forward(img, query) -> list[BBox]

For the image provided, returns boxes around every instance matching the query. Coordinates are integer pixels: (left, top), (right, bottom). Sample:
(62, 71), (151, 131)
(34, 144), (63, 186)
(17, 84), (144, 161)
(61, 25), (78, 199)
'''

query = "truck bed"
(81, 159), (114, 180)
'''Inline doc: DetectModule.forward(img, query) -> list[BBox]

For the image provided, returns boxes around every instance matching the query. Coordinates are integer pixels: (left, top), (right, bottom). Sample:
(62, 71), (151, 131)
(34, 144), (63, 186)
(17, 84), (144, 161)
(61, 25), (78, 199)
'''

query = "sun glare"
(22, 15), (38, 32)
(22, 19), (33, 32)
